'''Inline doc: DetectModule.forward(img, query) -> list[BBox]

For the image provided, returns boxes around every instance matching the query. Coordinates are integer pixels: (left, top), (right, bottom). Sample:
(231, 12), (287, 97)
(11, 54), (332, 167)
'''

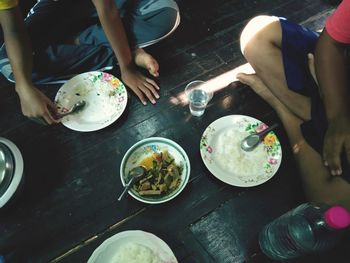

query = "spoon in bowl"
(56, 100), (86, 118)
(117, 166), (146, 201)
(241, 123), (279, 152)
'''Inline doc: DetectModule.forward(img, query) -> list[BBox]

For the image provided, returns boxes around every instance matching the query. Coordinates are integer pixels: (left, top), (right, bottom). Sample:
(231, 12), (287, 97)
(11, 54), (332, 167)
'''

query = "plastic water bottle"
(259, 203), (350, 260)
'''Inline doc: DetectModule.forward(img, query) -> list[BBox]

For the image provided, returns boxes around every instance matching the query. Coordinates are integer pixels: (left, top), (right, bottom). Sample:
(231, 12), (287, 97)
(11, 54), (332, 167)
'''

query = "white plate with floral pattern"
(200, 115), (282, 187)
(55, 71), (128, 132)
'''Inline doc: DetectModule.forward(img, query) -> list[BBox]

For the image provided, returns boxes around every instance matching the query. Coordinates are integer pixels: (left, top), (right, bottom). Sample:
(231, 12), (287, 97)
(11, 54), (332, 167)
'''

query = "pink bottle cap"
(325, 206), (350, 229)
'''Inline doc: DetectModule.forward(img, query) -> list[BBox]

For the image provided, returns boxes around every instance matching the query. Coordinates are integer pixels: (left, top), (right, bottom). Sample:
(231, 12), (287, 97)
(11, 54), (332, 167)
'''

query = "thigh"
(32, 44), (115, 84)
(78, 0), (180, 48)
(296, 138), (350, 209)
(25, 0), (96, 49)
(123, 0), (180, 47)
(279, 17), (319, 94)
(278, 108), (350, 209)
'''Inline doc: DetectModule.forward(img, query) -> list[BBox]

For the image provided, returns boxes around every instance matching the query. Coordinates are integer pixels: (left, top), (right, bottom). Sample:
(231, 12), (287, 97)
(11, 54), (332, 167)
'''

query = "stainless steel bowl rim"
(0, 142), (15, 194)
(0, 137), (24, 208)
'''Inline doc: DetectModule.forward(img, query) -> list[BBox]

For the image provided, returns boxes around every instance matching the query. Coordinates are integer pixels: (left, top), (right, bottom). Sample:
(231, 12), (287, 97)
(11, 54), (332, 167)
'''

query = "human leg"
(237, 73), (350, 210)
(127, 0), (179, 76)
(125, 0), (180, 48)
(77, 0), (179, 76)
(24, 0), (96, 49)
(78, 0), (180, 48)
(0, 0), (116, 84)
(240, 15), (315, 121)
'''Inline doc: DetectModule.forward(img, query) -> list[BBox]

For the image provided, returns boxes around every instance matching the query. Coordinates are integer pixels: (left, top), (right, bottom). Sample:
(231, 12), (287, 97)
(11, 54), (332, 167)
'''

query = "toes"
(236, 73), (248, 84)
(237, 73), (257, 86)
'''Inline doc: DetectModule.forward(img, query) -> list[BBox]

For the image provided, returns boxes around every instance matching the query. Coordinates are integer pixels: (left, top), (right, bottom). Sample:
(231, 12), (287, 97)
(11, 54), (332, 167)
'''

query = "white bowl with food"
(120, 137), (190, 204)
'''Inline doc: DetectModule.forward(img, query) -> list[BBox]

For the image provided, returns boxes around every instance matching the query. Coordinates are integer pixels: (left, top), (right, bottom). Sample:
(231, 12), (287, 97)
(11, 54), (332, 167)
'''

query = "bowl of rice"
(87, 230), (178, 263)
(200, 115), (282, 187)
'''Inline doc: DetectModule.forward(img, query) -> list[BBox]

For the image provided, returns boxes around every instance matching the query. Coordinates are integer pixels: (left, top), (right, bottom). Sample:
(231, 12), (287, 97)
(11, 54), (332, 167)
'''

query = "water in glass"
(189, 89), (210, 117)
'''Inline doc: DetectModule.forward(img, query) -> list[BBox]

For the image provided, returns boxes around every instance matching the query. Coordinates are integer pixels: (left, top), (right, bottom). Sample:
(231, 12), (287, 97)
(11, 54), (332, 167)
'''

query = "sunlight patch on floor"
(169, 63), (255, 106)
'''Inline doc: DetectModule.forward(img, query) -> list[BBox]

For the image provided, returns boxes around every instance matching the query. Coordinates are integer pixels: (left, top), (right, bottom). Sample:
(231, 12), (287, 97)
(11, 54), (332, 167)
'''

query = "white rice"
(213, 127), (267, 177)
(110, 242), (163, 263)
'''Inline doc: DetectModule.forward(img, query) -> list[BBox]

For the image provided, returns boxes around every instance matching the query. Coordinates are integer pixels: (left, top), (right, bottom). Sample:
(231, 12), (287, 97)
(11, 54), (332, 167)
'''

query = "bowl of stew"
(120, 137), (190, 204)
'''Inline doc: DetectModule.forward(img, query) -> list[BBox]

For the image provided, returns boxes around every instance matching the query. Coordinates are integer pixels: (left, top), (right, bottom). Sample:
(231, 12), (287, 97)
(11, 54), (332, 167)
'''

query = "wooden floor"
(1, 0), (349, 262)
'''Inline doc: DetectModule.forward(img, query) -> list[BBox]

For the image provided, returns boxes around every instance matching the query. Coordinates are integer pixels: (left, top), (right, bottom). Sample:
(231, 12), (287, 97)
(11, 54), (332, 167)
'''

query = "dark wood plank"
(0, 1), (343, 263)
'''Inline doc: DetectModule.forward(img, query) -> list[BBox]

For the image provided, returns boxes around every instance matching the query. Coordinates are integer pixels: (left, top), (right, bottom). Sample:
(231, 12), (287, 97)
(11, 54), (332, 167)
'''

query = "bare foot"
(134, 48), (159, 77)
(237, 73), (285, 111)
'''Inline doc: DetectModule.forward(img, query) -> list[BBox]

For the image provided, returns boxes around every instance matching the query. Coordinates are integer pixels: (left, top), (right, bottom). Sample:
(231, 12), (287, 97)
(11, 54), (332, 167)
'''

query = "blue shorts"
(279, 17), (350, 182)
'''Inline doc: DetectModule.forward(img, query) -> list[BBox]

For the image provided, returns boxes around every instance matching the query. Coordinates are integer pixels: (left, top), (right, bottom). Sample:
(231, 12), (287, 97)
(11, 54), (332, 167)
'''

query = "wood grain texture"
(0, 1), (347, 263)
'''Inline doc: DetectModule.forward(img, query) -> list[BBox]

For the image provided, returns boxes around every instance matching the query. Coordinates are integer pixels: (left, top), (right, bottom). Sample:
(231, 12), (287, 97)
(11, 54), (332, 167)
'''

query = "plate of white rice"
(88, 230), (177, 263)
(200, 115), (282, 187)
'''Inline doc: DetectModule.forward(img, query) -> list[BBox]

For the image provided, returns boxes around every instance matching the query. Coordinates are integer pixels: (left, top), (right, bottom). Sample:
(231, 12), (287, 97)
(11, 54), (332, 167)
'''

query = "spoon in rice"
(117, 166), (146, 201)
(241, 123), (279, 152)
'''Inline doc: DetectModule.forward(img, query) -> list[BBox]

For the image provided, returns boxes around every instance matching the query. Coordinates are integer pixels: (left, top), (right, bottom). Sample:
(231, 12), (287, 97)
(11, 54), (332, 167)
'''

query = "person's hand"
(16, 83), (58, 125)
(121, 64), (160, 105)
(323, 114), (350, 176)
(308, 53), (350, 175)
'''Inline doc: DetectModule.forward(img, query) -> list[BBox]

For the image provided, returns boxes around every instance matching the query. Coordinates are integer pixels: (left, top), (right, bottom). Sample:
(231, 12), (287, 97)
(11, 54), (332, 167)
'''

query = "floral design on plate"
(55, 71), (128, 132)
(200, 115), (282, 187)
(200, 126), (215, 164)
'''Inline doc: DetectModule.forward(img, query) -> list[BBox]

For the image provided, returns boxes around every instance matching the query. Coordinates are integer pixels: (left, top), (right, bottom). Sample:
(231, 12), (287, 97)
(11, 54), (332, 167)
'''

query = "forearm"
(92, 0), (133, 71)
(0, 7), (34, 91)
(314, 29), (350, 120)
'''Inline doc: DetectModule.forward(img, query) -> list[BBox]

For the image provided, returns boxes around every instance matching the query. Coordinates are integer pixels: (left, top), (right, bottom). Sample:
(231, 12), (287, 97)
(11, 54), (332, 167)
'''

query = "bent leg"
(238, 73), (350, 210)
(278, 101), (350, 210)
(128, 0), (180, 48)
(25, 0), (96, 49)
(240, 15), (312, 121)
(31, 44), (115, 84)
(0, 0), (114, 84)
(78, 0), (180, 48)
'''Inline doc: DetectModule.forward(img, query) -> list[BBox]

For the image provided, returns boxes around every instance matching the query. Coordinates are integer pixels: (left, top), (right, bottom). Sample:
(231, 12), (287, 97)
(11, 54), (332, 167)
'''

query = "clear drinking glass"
(185, 80), (213, 117)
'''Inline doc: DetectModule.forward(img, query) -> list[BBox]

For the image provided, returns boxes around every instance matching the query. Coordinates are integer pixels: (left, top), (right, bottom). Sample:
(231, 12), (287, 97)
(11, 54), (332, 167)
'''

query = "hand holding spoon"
(56, 100), (86, 118)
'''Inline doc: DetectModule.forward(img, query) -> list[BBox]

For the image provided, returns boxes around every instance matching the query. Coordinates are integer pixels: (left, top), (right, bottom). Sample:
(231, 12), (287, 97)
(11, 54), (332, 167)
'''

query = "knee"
(240, 15), (280, 57)
(146, 0), (180, 36)
(156, 6), (180, 37)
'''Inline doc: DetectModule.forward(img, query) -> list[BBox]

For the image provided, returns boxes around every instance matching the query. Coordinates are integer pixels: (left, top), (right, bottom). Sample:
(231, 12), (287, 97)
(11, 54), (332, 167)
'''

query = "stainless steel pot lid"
(0, 142), (15, 196)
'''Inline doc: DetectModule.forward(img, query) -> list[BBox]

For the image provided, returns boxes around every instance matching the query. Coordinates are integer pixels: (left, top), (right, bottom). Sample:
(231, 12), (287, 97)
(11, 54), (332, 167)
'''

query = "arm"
(314, 28), (350, 175)
(0, 6), (57, 124)
(92, 0), (159, 105)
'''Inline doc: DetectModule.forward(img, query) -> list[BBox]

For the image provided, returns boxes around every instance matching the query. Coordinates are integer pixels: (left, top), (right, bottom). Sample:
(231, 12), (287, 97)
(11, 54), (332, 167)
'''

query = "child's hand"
(16, 83), (59, 125)
(121, 65), (160, 105)
(323, 114), (350, 176)
(308, 53), (350, 176)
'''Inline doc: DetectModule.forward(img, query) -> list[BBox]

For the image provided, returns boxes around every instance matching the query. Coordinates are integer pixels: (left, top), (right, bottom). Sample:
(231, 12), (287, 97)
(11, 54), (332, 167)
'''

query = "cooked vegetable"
(131, 150), (182, 196)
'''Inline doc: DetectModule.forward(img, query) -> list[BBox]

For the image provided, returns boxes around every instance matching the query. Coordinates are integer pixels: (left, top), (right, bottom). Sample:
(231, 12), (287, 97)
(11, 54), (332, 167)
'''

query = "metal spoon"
(241, 123), (279, 152)
(57, 100), (86, 118)
(117, 166), (146, 201)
